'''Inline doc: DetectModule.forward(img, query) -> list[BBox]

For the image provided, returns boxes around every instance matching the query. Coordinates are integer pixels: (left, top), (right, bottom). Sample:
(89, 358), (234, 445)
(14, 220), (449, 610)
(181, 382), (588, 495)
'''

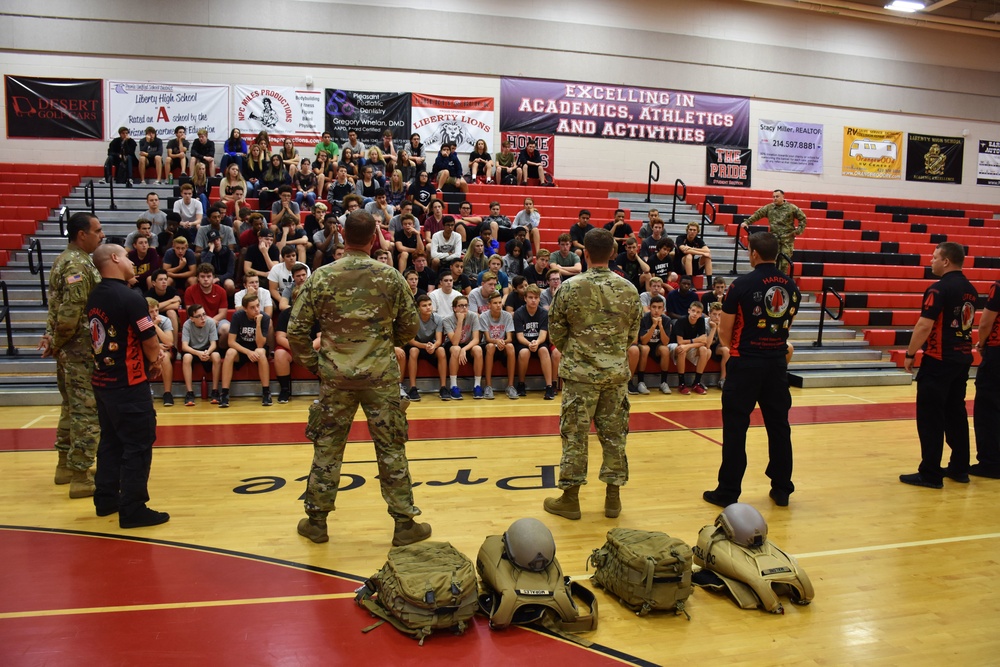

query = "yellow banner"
(842, 127), (902, 179)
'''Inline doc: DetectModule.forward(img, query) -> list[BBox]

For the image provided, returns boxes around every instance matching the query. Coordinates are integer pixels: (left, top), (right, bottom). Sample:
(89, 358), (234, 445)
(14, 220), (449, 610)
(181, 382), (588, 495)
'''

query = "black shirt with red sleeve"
(88, 278), (158, 389)
(723, 263), (800, 359)
(919, 270), (977, 362)
(982, 280), (1000, 348)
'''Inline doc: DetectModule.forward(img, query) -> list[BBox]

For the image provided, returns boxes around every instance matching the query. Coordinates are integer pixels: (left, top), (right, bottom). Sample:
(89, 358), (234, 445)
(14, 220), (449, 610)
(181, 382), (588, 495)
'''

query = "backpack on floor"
(588, 528), (693, 618)
(355, 541), (479, 645)
(476, 534), (598, 639)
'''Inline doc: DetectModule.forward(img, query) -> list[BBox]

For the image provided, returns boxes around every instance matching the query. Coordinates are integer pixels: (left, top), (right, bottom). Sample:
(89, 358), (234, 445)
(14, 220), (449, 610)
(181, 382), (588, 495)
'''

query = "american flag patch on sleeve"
(137, 316), (154, 332)
(66, 274), (82, 284)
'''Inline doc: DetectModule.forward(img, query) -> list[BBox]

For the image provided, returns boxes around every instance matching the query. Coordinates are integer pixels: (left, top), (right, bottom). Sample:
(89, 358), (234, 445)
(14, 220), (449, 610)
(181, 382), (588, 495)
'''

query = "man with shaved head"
(86, 244), (170, 528)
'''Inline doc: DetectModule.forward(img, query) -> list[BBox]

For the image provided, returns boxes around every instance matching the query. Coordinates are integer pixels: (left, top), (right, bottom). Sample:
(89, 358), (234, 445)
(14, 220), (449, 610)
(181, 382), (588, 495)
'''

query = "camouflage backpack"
(588, 528), (693, 618)
(355, 541), (479, 645)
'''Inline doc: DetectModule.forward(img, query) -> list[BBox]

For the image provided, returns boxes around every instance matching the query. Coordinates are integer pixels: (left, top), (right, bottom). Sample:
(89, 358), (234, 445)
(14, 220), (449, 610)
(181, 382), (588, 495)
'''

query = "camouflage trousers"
(303, 382), (420, 523)
(777, 236), (795, 275)
(55, 344), (100, 471)
(557, 379), (630, 489)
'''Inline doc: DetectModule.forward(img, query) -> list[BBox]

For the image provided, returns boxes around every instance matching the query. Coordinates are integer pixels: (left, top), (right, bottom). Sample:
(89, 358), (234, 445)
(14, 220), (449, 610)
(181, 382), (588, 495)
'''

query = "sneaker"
(483, 386), (495, 400)
(450, 386), (463, 400)
(703, 489), (737, 508)
(184, 391), (196, 407)
(126, 179), (134, 188)
(769, 489), (790, 507)
(407, 386), (421, 401)
(210, 389), (220, 404)
(162, 392), (174, 407)
(899, 472), (943, 489)
(218, 393), (230, 408)
(693, 383), (708, 395)
(517, 382), (527, 397)
(439, 386), (450, 401)
(637, 381), (650, 395)
(659, 382), (671, 395)
(119, 507), (170, 529)
(506, 385), (520, 400)
(718, 378), (726, 390)
(473, 386), (484, 399)
(628, 381), (638, 395)
(678, 384), (691, 395)
(544, 385), (556, 400)
(400, 384), (408, 400)
(155, 180), (162, 185)
(278, 387), (290, 404)
(98, 179), (107, 185)
(262, 389), (272, 406)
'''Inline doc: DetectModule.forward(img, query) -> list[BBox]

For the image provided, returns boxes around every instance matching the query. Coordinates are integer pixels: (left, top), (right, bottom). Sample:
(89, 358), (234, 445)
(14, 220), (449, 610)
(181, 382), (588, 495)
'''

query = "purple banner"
(500, 77), (749, 147)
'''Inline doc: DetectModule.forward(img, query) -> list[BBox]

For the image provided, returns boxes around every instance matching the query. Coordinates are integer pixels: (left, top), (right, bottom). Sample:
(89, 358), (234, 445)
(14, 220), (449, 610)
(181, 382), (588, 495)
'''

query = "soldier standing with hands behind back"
(544, 228), (642, 521)
(40, 212), (104, 499)
(288, 210), (430, 547)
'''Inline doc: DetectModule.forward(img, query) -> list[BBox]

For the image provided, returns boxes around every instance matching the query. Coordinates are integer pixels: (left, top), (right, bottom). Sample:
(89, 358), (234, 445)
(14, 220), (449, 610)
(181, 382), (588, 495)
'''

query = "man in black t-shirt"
(513, 285), (558, 400)
(901, 242), (978, 489)
(704, 232), (800, 509)
(635, 295), (672, 395)
(603, 209), (634, 247)
(676, 222), (713, 284)
(647, 237), (677, 282)
(243, 228), (280, 289)
(670, 301), (710, 395)
(523, 250), (552, 289)
(615, 238), (649, 293)
(87, 244), (169, 528)
(220, 293), (272, 408)
(973, 279), (1000, 478)
(569, 209), (595, 260)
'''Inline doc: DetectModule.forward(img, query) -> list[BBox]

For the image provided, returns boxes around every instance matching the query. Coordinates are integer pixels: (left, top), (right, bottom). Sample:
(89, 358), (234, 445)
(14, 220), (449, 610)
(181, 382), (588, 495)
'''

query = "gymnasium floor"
(1, 382), (998, 666)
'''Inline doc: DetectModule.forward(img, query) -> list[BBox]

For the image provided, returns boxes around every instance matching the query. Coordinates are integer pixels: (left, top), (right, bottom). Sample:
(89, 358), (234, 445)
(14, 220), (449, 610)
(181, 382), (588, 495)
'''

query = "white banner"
(977, 140), (1000, 187)
(235, 85), (323, 147)
(106, 81), (230, 143)
(411, 94), (494, 152)
(757, 119), (823, 174)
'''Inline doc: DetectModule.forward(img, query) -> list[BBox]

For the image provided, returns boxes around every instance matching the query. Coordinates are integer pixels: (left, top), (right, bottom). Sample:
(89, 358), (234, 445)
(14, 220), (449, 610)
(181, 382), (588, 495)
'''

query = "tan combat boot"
(68, 469), (95, 498)
(605, 484), (622, 518)
(54, 451), (72, 485)
(392, 520), (432, 546)
(297, 517), (329, 543)
(543, 485), (581, 520)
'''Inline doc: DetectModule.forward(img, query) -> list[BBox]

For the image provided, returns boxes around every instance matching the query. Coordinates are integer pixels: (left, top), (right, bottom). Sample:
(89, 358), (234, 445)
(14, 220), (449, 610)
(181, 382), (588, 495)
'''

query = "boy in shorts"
(513, 284), (559, 400)
(478, 290), (518, 400)
(146, 297), (176, 406)
(636, 294), (673, 395)
(403, 294), (447, 401)
(220, 293), (271, 408)
(180, 303), (222, 405)
(670, 301), (710, 395)
(706, 301), (731, 389)
(444, 294), (483, 399)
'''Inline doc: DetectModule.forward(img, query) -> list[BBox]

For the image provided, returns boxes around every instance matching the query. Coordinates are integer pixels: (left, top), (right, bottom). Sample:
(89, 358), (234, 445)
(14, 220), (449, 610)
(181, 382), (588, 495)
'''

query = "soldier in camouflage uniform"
(741, 189), (806, 274)
(544, 228), (642, 520)
(39, 213), (104, 498)
(287, 210), (431, 547)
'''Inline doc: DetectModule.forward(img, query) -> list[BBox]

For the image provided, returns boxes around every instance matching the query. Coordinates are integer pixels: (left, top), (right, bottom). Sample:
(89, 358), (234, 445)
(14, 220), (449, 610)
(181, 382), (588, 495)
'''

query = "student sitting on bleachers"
(199, 230), (237, 299)
(313, 131), (339, 165)
(242, 143), (266, 194)
(146, 269), (182, 335)
(180, 303), (222, 406)
(403, 294), (448, 401)
(365, 146), (389, 185)
(278, 138), (300, 179)
(495, 140), (520, 184)
(313, 213), (342, 269)
(432, 142), (463, 180)
(637, 208), (662, 240)
(517, 138), (548, 186)
(243, 227), (279, 286)
(189, 128), (216, 177)
(512, 197), (542, 254)
(701, 276), (727, 308)
(444, 294), (482, 400)
(220, 128), (248, 173)
(219, 293), (271, 408)
(277, 263), (310, 313)
(639, 215), (667, 260)
(195, 207), (236, 255)
(364, 188), (395, 226)
(665, 276), (698, 321)
(640, 276), (667, 313)
(482, 200), (516, 245)
(258, 155), (291, 211)
(478, 290), (518, 400)
(139, 192), (167, 236)
(274, 282), (315, 404)
(312, 150), (336, 198)
(146, 297), (176, 406)
(429, 215), (463, 272)
(477, 225), (500, 257)
(127, 234), (161, 292)
(163, 236), (198, 289)
(468, 139), (494, 183)
(539, 268), (561, 311)
(166, 126), (190, 177)
(676, 222), (714, 286)
(604, 208), (634, 247)
(468, 272), (499, 315)
(549, 233), (582, 278)
(454, 201), (484, 243)
(463, 238), (488, 286)
(706, 302), (730, 389)
(234, 273), (273, 318)
(100, 126), (137, 186)
(411, 254), (436, 293)
(634, 294), (672, 395)
(406, 169), (435, 218)
(503, 238), (529, 280)
(670, 300), (710, 395)
(514, 284), (559, 400)
(354, 164), (381, 203)
(220, 163), (248, 205)
(138, 126), (164, 184)
(524, 248), (551, 289)
(173, 183), (203, 245)
(268, 244), (306, 309)
(569, 209), (595, 259)
(479, 254), (509, 295)
(294, 158), (317, 207)
(430, 272), (460, 315)
(614, 237), (650, 293)
(504, 275), (527, 313)
(184, 263), (230, 347)
(124, 219), (153, 251)
(647, 237), (677, 283)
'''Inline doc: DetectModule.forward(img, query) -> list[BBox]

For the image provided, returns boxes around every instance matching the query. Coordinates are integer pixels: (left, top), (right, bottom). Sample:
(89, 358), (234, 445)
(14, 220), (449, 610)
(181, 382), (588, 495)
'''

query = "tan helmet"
(716, 503), (768, 549)
(503, 518), (556, 572)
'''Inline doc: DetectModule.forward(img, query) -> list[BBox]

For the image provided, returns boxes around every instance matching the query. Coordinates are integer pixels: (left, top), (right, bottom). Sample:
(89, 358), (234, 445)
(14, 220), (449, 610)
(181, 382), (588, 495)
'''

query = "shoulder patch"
(66, 274), (83, 285)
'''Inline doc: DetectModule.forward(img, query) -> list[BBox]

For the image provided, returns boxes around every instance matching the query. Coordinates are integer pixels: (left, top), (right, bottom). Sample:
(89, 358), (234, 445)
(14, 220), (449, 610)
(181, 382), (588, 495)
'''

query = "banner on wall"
(323, 89), (411, 152)
(503, 132), (555, 177)
(412, 94), (495, 152)
(235, 86), (323, 147)
(905, 134), (963, 184)
(706, 146), (752, 188)
(978, 140), (1000, 187)
(5, 75), (103, 139)
(500, 77), (749, 147)
(757, 119), (823, 174)
(842, 127), (903, 179)
(107, 81), (230, 142)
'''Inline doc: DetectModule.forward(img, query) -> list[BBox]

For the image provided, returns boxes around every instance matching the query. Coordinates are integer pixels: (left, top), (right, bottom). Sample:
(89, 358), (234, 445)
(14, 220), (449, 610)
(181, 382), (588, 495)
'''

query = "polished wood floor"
(2, 382), (998, 665)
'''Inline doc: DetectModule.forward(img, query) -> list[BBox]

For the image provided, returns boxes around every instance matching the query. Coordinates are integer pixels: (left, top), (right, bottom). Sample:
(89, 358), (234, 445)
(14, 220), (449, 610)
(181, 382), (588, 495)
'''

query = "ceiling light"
(884, 1), (925, 12)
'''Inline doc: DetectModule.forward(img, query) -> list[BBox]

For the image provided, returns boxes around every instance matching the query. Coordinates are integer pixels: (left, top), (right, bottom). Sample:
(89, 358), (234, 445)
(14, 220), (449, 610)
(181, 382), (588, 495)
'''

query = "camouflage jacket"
(47, 244), (100, 352)
(287, 249), (418, 389)
(745, 202), (807, 239)
(549, 267), (641, 384)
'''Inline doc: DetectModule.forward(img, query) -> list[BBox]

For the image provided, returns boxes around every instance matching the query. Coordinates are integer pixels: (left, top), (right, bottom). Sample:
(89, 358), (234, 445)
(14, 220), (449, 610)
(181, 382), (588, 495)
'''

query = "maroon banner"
(500, 76), (749, 147)
(5, 75), (103, 139)
(503, 131), (555, 178)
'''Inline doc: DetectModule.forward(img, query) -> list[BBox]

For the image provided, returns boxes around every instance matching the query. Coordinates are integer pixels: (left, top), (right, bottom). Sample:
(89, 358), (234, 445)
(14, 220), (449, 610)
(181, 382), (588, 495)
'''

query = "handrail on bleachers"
(27, 238), (47, 306)
(0, 281), (16, 357)
(83, 180), (96, 216)
(731, 222), (750, 275)
(699, 198), (716, 240)
(58, 206), (71, 238)
(670, 178), (686, 223)
(813, 285), (844, 348)
(645, 161), (660, 204)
